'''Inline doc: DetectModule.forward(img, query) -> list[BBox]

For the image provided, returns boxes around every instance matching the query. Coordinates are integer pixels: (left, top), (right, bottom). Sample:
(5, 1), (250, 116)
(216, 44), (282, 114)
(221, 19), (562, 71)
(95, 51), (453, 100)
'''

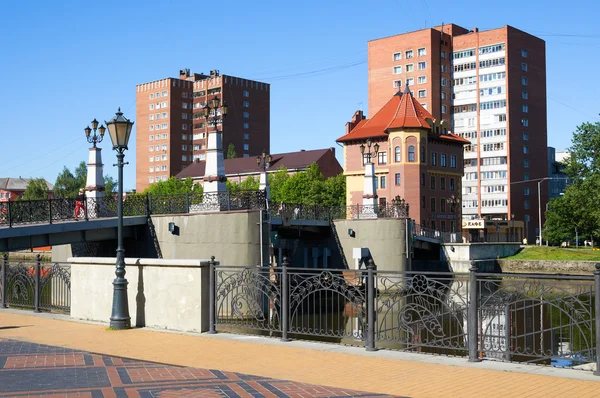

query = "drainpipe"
(259, 209), (264, 267)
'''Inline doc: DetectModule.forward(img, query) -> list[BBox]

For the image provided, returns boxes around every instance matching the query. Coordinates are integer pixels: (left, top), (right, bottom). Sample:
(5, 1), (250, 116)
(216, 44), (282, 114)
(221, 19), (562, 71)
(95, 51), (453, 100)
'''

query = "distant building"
(136, 69), (270, 192)
(176, 148), (342, 183)
(0, 178), (54, 201)
(547, 147), (569, 200)
(336, 87), (468, 233)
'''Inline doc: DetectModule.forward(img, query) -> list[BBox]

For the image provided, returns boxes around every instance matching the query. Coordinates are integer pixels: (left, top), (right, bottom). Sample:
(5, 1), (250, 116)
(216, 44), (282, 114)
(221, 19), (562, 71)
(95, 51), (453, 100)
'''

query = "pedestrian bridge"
(0, 190), (452, 251)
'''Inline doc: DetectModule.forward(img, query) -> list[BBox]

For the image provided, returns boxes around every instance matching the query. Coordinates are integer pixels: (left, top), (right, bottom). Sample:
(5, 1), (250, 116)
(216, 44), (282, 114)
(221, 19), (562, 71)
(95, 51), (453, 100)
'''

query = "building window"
(430, 198), (436, 212)
(393, 66), (402, 74)
(441, 177), (446, 190)
(182, 145), (188, 150)
(431, 152), (437, 166)
(522, 62), (528, 71)
(450, 155), (456, 168)
(441, 154), (447, 167)
(408, 145), (415, 162)
(418, 48), (426, 56)
(378, 151), (387, 165)
(450, 178), (455, 190)
(522, 90), (528, 100)
(522, 104), (529, 113)
(374, 178), (378, 190)
(524, 172), (530, 181)
(406, 50), (413, 58)
(418, 89), (427, 98)
(149, 115), (154, 121)
(441, 64), (447, 72)
(441, 78), (447, 86)
(421, 103), (427, 110)
(430, 176), (436, 190)
(418, 76), (427, 84)
(521, 49), (528, 58)
(380, 176), (386, 189)
(523, 132), (529, 140)
(421, 196), (426, 208)
(524, 159), (529, 168)
(421, 173), (425, 186)
(406, 77), (414, 86)
(524, 187), (530, 195)
(149, 166), (154, 172)
(420, 146), (425, 162)
(161, 133), (168, 139)
(395, 173), (401, 186)
(393, 52), (402, 61)
(243, 90), (249, 97)
(243, 112), (249, 118)
(244, 133), (249, 139)
(522, 76), (528, 86)
(394, 80), (402, 88)
(243, 101), (249, 108)
(149, 177), (154, 183)
(395, 146), (401, 162)
(406, 64), (414, 72)
(441, 50), (446, 59)
(243, 122), (249, 129)
(149, 93), (154, 99)
(441, 105), (447, 114)
(522, 118), (529, 127)
(182, 155), (187, 161)
(418, 61), (426, 70)
(441, 92), (447, 100)
(441, 198), (446, 212)
(523, 145), (529, 154)
(244, 144), (249, 150)
(524, 200), (530, 210)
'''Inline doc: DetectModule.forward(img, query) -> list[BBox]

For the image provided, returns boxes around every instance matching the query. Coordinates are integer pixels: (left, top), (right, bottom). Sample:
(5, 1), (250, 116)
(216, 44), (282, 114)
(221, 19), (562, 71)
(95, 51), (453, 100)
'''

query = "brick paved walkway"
(1, 311), (600, 397)
(0, 338), (391, 397)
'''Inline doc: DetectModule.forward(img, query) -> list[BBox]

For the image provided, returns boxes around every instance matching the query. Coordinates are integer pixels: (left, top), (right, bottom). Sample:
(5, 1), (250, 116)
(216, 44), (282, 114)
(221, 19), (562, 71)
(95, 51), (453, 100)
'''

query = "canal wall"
(333, 218), (410, 272)
(498, 260), (599, 275)
(69, 257), (211, 332)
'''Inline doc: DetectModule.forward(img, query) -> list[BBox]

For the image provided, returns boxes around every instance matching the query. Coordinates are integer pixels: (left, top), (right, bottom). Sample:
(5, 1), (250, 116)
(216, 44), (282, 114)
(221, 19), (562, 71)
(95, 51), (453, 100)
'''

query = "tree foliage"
(53, 162), (86, 198)
(142, 177), (202, 195)
(226, 176), (259, 192)
(226, 143), (237, 159)
(21, 178), (50, 200)
(544, 121), (600, 244)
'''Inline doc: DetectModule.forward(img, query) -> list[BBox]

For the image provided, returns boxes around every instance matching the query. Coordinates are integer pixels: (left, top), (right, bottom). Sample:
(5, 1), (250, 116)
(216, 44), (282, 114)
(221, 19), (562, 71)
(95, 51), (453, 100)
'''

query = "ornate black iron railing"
(0, 254), (71, 313)
(209, 258), (600, 371)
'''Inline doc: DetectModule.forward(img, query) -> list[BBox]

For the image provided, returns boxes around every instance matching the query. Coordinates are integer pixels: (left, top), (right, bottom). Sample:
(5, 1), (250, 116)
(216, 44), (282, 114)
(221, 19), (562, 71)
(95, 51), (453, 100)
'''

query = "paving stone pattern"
(0, 338), (398, 397)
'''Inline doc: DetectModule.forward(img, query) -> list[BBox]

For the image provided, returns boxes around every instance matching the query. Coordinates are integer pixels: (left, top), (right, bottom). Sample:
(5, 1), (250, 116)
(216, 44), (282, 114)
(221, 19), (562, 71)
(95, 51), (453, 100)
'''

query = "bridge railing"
(0, 253), (71, 313)
(209, 258), (600, 372)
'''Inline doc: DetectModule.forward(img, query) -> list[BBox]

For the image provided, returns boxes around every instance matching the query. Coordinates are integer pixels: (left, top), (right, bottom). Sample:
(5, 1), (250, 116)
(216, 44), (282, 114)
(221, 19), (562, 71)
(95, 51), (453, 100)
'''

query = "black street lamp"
(202, 96), (228, 127)
(257, 151), (272, 172)
(360, 138), (380, 164)
(447, 194), (461, 213)
(105, 108), (134, 330)
(84, 119), (106, 148)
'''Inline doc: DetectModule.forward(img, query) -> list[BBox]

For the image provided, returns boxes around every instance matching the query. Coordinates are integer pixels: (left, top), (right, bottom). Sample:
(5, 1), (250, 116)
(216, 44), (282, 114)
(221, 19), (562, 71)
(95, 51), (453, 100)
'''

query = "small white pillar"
(259, 172), (270, 201)
(85, 147), (105, 199)
(361, 162), (378, 218)
(203, 130), (226, 194)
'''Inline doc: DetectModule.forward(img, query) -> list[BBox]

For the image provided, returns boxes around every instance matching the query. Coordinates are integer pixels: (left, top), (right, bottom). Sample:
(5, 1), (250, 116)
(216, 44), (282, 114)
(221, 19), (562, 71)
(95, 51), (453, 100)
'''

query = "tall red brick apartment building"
(368, 24), (547, 240)
(136, 69), (270, 192)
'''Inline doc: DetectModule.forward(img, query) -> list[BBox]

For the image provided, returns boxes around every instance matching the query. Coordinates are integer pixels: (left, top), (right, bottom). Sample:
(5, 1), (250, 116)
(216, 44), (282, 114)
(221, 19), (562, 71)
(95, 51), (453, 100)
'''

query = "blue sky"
(0, 0), (598, 190)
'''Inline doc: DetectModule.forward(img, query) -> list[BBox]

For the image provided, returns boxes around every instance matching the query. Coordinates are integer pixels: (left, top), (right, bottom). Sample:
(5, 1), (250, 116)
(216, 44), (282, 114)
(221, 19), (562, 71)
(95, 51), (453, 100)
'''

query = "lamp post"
(447, 194), (461, 241)
(105, 108), (134, 330)
(201, 96), (229, 196)
(84, 119), (106, 148)
(257, 151), (272, 200)
(391, 195), (408, 218)
(359, 139), (380, 218)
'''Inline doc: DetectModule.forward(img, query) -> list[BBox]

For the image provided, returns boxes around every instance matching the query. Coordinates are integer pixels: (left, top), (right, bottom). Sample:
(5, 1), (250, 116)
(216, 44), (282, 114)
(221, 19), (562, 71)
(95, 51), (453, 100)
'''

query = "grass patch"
(507, 246), (600, 261)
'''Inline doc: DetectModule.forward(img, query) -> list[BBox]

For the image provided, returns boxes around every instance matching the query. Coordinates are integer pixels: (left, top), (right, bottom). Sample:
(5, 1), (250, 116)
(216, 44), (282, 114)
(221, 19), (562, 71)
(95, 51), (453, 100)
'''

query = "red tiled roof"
(336, 87), (469, 144)
(176, 148), (340, 179)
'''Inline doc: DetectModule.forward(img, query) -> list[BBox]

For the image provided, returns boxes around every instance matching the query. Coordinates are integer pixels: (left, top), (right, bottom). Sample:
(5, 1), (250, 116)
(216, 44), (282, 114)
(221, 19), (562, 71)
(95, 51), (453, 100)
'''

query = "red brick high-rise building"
(136, 69), (270, 192)
(368, 25), (547, 241)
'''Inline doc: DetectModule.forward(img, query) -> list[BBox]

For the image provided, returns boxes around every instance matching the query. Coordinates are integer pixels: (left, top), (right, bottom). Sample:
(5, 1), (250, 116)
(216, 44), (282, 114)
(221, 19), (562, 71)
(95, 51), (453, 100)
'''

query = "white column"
(203, 129), (226, 194)
(361, 162), (378, 218)
(259, 172), (270, 201)
(85, 147), (105, 199)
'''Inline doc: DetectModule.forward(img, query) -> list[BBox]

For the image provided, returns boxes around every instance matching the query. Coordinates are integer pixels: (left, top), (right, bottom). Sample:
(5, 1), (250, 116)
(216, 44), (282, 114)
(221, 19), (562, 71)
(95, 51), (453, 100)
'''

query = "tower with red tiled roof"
(337, 89), (468, 234)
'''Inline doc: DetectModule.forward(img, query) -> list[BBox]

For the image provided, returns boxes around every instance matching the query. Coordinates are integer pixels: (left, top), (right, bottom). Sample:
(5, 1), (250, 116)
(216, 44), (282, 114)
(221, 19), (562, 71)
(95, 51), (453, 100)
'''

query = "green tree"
(104, 175), (116, 194)
(227, 143), (237, 159)
(227, 176), (259, 192)
(21, 178), (50, 200)
(269, 166), (291, 204)
(544, 121), (600, 244)
(54, 167), (79, 198)
(143, 177), (202, 195)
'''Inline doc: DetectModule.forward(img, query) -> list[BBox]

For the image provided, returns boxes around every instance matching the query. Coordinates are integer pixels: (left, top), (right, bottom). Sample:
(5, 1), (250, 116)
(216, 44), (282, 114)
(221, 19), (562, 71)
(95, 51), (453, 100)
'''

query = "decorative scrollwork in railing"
(5, 262), (36, 309)
(215, 266), (280, 332)
(39, 263), (71, 312)
(477, 274), (595, 365)
(374, 272), (469, 354)
(288, 269), (366, 339)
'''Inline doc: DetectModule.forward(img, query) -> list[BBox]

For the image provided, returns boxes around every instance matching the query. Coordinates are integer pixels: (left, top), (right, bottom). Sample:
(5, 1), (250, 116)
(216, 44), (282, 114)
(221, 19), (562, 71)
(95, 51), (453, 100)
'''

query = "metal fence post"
(594, 263), (600, 376)
(84, 196), (89, 221)
(185, 192), (190, 213)
(7, 199), (12, 228)
(146, 193), (152, 217)
(1, 253), (7, 308)
(366, 259), (377, 351)
(468, 261), (481, 362)
(281, 256), (291, 342)
(34, 254), (41, 313)
(208, 256), (217, 334)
